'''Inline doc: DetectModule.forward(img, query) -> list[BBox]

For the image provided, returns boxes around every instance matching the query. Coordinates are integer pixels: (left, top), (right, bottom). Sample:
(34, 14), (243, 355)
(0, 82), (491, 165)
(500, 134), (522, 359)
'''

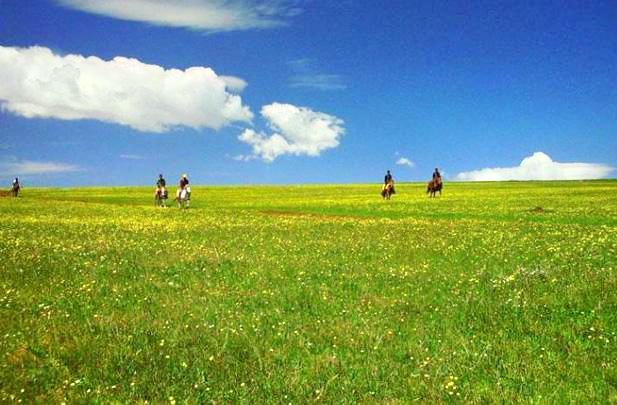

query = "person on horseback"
(176, 173), (191, 207)
(156, 174), (166, 188)
(386, 170), (395, 193)
(384, 170), (393, 184)
(382, 170), (396, 199)
(11, 177), (20, 197)
(432, 168), (442, 186)
(179, 173), (189, 190)
(428, 168), (443, 197)
(154, 174), (167, 207)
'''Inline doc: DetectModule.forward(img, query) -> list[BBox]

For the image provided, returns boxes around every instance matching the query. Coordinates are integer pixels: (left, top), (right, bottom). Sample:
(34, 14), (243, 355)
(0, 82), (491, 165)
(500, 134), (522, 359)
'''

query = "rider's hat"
(182, 173), (187, 178)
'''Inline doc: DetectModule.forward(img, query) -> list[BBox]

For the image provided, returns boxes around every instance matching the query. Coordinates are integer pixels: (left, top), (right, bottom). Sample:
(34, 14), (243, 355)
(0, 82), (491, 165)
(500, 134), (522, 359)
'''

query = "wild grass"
(1, 181), (616, 402)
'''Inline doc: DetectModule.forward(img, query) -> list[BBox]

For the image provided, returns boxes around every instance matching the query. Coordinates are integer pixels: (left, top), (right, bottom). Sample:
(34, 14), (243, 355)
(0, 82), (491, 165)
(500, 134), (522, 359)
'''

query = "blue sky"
(0, 0), (616, 186)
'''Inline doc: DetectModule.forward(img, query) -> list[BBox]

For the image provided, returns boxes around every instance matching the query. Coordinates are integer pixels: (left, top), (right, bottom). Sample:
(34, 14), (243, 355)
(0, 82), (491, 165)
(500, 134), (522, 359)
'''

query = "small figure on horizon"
(176, 173), (191, 208)
(432, 168), (442, 186)
(382, 170), (396, 200)
(179, 173), (189, 190)
(384, 170), (393, 184)
(154, 174), (168, 207)
(428, 168), (443, 198)
(156, 174), (166, 188)
(11, 177), (20, 197)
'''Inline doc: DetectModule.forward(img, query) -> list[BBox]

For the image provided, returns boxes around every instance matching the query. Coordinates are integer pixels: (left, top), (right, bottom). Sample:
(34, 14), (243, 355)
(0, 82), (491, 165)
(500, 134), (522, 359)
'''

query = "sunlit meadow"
(1, 181), (616, 402)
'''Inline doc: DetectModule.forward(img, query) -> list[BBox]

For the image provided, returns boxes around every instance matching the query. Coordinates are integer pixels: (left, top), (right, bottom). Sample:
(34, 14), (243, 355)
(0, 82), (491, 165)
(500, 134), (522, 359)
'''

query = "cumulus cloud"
(56, 0), (302, 32)
(238, 102), (344, 162)
(0, 159), (80, 176)
(396, 157), (415, 167)
(456, 152), (614, 181)
(0, 45), (253, 132)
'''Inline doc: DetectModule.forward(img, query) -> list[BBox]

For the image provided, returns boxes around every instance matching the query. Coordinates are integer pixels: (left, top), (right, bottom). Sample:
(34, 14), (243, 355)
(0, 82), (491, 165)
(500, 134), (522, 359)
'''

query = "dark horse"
(427, 179), (442, 197)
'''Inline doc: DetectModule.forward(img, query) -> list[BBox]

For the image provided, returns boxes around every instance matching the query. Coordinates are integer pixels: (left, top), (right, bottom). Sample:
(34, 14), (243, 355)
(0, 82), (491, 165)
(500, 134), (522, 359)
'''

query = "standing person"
(11, 177), (20, 197)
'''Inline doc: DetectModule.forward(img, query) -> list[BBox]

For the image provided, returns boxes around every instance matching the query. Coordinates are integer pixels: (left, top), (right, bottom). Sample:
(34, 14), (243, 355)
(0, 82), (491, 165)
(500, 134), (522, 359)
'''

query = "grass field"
(1, 181), (616, 403)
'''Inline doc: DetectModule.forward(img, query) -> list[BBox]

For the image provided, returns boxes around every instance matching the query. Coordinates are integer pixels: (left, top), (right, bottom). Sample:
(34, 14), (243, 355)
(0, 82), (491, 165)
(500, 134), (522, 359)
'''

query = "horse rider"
(154, 174), (167, 206)
(176, 173), (190, 198)
(179, 173), (189, 189)
(157, 174), (167, 197)
(384, 170), (395, 194)
(432, 168), (442, 186)
(156, 174), (166, 188)
(384, 170), (393, 184)
(11, 177), (20, 196)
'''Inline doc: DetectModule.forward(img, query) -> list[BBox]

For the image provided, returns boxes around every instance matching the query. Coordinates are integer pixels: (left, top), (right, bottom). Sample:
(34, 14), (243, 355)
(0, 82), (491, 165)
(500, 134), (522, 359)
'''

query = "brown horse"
(381, 181), (395, 200)
(427, 179), (442, 197)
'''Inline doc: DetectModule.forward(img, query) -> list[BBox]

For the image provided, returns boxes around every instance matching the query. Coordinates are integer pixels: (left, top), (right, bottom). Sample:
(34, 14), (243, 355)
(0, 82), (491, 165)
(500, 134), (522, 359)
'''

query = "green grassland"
(1, 181), (616, 403)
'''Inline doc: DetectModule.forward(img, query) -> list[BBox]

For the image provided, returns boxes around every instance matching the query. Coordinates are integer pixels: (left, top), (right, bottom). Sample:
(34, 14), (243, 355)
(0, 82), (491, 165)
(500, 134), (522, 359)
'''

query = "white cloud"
(456, 152), (614, 181)
(56, 0), (302, 32)
(396, 157), (415, 168)
(288, 58), (345, 91)
(220, 75), (248, 92)
(0, 45), (253, 132)
(0, 159), (80, 175)
(238, 102), (344, 162)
